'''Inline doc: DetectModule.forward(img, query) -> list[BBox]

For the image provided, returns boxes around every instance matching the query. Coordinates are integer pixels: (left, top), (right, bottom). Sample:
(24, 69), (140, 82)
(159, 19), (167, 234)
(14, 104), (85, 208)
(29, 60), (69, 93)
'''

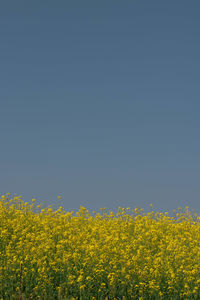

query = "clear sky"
(1, 1), (200, 213)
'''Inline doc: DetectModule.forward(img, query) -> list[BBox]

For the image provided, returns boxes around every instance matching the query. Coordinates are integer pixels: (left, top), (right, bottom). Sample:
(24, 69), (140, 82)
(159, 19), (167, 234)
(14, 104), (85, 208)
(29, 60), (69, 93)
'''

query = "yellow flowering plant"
(0, 194), (200, 299)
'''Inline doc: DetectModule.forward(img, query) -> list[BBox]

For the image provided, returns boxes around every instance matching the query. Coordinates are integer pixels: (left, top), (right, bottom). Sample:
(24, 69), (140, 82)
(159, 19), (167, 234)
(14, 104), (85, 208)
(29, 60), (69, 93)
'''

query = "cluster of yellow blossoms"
(1, 194), (200, 299)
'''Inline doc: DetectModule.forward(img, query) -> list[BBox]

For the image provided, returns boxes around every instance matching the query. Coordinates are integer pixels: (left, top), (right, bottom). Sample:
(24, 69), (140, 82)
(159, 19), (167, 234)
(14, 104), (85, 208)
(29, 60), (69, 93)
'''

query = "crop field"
(1, 194), (200, 299)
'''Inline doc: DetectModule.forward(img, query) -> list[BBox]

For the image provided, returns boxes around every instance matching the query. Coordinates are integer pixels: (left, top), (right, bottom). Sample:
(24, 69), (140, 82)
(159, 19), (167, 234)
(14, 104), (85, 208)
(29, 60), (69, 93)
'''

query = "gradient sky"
(1, 1), (200, 213)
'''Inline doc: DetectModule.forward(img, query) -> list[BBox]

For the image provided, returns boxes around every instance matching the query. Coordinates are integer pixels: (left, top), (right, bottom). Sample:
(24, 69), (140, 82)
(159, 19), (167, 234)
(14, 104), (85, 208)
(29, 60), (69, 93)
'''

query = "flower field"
(1, 195), (200, 299)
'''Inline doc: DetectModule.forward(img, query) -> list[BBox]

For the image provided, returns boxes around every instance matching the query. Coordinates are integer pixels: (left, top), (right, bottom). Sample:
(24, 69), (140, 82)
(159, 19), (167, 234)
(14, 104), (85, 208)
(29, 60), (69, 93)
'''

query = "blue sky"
(1, 1), (200, 213)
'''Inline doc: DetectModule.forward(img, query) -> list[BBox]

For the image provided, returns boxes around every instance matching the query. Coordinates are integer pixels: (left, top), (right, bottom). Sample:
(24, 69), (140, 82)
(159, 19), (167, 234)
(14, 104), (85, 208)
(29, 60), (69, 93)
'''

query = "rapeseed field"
(0, 194), (200, 299)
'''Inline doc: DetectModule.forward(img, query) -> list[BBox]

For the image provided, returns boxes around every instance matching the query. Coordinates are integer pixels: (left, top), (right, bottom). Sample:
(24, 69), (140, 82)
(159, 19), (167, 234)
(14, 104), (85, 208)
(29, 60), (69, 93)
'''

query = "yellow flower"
(1, 194), (200, 299)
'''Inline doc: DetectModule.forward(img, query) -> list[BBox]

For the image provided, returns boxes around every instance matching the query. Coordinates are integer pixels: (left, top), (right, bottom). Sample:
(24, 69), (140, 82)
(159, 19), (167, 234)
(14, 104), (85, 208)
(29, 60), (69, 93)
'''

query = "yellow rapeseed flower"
(1, 194), (200, 299)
